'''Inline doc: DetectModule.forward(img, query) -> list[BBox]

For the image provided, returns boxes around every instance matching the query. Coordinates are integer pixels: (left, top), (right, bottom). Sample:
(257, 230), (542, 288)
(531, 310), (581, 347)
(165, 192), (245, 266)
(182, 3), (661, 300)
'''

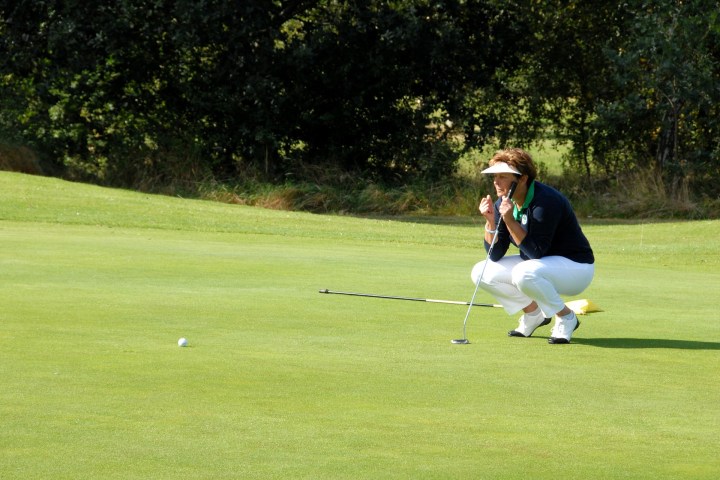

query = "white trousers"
(471, 255), (595, 317)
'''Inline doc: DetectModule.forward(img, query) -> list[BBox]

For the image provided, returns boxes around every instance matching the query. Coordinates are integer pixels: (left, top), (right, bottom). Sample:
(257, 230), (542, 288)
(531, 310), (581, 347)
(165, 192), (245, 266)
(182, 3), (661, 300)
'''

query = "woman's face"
(492, 173), (518, 197)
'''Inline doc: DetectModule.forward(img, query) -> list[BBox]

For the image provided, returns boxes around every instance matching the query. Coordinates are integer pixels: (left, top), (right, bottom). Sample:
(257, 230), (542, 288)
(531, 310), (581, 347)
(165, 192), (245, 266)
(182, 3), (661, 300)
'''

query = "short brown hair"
(489, 148), (537, 184)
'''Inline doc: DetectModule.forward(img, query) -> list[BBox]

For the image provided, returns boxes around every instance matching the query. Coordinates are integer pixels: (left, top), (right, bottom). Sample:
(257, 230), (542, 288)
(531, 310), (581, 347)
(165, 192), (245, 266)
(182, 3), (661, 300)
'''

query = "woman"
(472, 148), (594, 344)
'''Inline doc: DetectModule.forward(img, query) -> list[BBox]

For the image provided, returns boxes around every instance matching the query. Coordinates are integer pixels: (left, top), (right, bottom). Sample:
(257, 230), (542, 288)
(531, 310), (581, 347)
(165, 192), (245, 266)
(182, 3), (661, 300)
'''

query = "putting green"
(1, 172), (718, 479)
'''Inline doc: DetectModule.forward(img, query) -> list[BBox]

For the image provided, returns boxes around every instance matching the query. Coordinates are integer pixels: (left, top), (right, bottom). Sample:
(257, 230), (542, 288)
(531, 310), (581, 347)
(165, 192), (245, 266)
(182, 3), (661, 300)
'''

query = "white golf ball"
(178, 337), (188, 347)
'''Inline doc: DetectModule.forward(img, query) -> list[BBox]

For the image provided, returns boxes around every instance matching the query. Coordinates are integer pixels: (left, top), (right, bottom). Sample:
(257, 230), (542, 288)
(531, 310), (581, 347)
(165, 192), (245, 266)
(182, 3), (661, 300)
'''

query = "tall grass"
(192, 167), (715, 220)
(197, 177), (488, 217)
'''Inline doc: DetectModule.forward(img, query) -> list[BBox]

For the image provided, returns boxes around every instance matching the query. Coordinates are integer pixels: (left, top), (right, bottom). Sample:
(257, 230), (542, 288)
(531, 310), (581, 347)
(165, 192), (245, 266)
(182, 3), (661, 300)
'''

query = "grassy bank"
(2, 139), (716, 218)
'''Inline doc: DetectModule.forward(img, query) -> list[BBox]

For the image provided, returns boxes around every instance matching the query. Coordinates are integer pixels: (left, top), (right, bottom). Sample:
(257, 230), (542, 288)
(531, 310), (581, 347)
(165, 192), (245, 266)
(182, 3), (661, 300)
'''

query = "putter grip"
(507, 181), (518, 200)
(494, 181), (518, 231)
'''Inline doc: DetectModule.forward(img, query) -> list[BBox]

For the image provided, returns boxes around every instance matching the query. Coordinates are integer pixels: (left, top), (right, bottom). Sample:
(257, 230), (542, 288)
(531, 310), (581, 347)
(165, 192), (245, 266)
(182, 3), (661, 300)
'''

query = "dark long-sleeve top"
(484, 181), (594, 264)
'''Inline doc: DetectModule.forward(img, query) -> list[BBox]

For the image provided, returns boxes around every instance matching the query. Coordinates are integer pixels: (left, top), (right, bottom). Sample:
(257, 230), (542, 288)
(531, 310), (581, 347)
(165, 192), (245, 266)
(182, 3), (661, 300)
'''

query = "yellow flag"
(567, 299), (602, 315)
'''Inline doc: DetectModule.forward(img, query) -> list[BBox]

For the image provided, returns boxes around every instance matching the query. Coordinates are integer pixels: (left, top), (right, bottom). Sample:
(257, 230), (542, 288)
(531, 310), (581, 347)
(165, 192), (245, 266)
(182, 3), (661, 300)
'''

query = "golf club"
(452, 180), (518, 344)
(318, 289), (502, 308)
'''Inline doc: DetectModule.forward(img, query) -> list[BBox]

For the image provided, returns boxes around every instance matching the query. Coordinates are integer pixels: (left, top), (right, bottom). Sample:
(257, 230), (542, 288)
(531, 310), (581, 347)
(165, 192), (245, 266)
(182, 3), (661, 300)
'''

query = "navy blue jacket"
(485, 181), (594, 264)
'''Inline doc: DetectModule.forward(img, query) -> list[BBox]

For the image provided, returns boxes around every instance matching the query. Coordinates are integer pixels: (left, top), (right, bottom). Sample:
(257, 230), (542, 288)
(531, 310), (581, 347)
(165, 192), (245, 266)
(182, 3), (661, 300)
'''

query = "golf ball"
(178, 337), (188, 347)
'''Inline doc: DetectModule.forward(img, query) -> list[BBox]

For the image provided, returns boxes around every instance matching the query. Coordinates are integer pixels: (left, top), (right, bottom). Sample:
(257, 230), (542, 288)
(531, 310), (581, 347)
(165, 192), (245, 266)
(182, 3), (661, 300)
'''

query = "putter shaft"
(318, 289), (501, 308)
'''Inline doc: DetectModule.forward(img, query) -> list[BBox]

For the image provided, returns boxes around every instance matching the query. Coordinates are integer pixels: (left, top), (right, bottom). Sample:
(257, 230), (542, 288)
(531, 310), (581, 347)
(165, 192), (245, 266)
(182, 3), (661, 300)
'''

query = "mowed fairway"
(1, 172), (719, 479)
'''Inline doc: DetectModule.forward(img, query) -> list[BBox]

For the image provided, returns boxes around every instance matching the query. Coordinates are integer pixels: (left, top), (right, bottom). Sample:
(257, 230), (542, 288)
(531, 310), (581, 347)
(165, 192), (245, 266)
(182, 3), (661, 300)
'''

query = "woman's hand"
(498, 195), (514, 223)
(479, 195), (494, 221)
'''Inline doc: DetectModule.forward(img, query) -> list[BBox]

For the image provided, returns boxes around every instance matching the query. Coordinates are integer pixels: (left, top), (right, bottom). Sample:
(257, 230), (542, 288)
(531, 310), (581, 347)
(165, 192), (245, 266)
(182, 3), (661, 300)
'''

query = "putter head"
(451, 338), (470, 344)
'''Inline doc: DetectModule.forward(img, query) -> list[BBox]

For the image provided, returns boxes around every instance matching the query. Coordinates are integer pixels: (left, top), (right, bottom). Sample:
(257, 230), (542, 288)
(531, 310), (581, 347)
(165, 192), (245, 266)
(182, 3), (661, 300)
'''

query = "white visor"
(480, 162), (521, 175)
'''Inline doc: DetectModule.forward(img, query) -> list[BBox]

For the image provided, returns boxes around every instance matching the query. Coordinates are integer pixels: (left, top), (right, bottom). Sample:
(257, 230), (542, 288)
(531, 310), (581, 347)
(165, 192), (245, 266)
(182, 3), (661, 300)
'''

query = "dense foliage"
(1, 1), (719, 201)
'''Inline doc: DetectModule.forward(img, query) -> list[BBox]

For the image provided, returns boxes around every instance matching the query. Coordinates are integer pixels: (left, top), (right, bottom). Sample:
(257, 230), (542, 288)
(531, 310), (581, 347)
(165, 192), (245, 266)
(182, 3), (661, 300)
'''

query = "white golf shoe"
(508, 311), (551, 338)
(548, 311), (580, 344)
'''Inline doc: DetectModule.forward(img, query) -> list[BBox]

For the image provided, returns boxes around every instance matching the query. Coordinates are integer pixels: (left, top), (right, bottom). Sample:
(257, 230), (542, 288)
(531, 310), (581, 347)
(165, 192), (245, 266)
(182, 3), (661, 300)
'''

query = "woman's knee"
(470, 261), (487, 284)
(471, 260), (505, 285)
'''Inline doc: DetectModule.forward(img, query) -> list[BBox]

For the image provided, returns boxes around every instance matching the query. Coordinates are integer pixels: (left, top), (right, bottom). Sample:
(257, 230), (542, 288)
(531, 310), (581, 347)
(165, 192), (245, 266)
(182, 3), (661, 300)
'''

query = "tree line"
(1, 0), (719, 200)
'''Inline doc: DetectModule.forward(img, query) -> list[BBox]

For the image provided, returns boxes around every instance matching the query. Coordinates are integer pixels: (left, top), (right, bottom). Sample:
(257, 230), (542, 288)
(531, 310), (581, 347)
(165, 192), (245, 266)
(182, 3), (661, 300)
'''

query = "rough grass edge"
(193, 172), (718, 220)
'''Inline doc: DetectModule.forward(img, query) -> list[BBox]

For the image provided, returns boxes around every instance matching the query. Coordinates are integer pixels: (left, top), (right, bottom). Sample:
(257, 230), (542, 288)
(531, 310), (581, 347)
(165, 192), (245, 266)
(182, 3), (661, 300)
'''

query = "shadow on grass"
(573, 337), (720, 350)
(361, 214), (479, 226)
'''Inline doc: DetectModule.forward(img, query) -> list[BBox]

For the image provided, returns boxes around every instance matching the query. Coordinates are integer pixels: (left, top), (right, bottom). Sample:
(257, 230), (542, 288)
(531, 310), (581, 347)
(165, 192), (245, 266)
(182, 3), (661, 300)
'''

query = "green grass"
(1, 172), (719, 479)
